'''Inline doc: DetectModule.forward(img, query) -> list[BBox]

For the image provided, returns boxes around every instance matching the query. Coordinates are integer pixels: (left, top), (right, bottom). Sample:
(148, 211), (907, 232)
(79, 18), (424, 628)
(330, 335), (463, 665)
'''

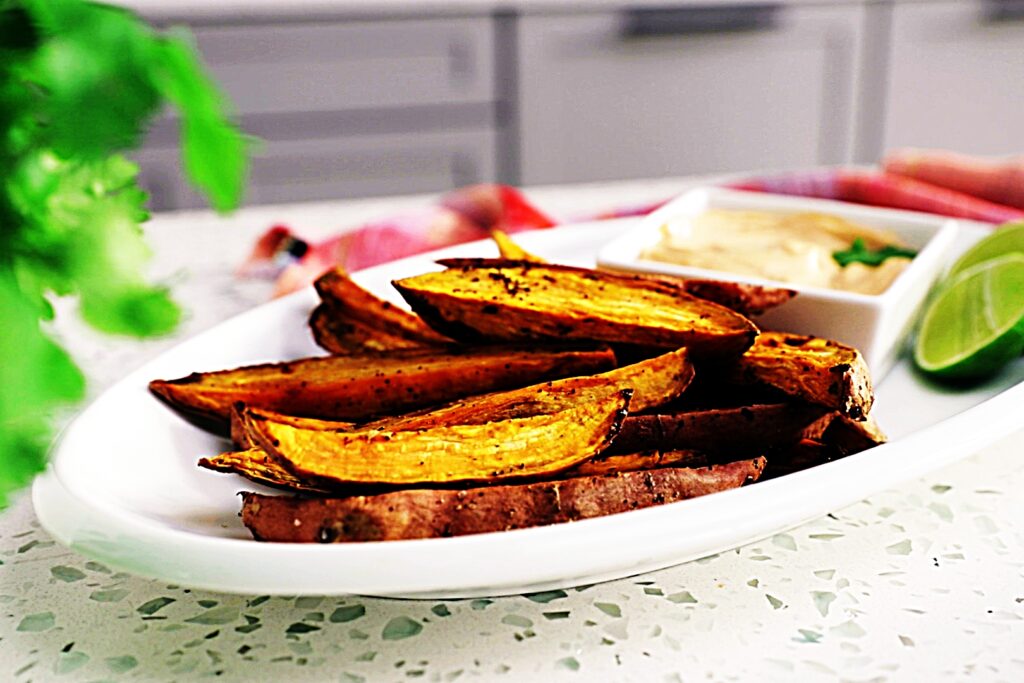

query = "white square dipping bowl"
(597, 187), (960, 379)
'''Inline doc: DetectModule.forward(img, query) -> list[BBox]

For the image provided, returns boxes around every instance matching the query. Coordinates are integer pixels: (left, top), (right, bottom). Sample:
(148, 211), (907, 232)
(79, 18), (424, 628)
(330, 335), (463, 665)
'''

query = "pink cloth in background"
(242, 154), (1024, 296)
(239, 184), (557, 296)
(729, 169), (1024, 224)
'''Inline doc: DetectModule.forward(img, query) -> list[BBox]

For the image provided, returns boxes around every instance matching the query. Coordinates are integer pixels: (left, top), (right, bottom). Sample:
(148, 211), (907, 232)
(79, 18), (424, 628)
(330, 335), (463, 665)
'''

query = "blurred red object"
(882, 148), (1024, 211)
(729, 169), (1024, 224)
(240, 185), (555, 296)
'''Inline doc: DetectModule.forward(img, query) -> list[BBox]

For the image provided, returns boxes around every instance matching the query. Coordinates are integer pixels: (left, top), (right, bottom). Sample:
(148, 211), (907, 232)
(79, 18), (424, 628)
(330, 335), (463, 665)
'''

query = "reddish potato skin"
(310, 303), (436, 354)
(611, 403), (830, 457)
(240, 458), (766, 543)
(314, 268), (450, 344)
(677, 279), (796, 316)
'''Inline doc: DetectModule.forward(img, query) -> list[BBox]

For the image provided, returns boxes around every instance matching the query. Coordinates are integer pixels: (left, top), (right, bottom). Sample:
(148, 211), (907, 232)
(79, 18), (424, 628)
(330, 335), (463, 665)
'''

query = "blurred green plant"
(0, 0), (248, 505)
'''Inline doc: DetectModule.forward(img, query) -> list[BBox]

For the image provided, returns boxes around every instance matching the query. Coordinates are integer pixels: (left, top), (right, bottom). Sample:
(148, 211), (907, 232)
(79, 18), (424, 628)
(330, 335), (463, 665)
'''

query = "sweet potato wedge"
(204, 443), (706, 494)
(491, 228), (548, 264)
(491, 229), (545, 262)
(232, 358), (653, 436)
(150, 345), (617, 433)
(354, 346), (694, 431)
(244, 386), (632, 487)
(230, 405), (357, 450)
(240, 457), (766, 542)
(229, 345), (690, 445)
(824, 413), (886, 453)
(314, 268), (450, 345)
(599, 269), (797, 317)
(310, 303), (432, 354)
(677, 279), (797, 317)
(229, 403), (256, 448)
(227, 346), (692, 469)
(200, 448), (334, 494)
(724, 332), (874, 419)
(218, 356), (730, 492)
(394, 259), (758, 358)
(610, 402), (830, 456)
(599, 347), (694, 412)
(800, 412), (887, 455)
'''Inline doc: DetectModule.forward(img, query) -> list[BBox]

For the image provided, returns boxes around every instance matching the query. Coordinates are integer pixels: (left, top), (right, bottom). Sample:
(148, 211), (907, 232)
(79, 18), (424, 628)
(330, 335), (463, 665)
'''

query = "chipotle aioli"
(640, 209), (913, 295)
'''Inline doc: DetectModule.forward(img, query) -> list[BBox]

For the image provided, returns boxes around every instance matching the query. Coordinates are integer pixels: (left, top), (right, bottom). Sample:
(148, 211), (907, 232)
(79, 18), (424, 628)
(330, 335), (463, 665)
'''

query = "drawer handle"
(620, 4), (782, 38)
(983, 0), (1024, 23)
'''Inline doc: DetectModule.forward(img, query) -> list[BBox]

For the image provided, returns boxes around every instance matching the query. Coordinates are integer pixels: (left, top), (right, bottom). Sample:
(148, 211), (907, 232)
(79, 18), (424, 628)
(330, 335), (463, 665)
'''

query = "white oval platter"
(33, 217), (1024, 598)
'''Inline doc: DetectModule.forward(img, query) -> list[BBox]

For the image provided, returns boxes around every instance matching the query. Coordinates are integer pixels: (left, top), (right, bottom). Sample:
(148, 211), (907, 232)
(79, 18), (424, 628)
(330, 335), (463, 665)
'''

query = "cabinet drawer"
(884, 1), (1024, 155)
(517, 5), (865, 185)
(136, 129), (497, 210)
(191, 18), (495, 115)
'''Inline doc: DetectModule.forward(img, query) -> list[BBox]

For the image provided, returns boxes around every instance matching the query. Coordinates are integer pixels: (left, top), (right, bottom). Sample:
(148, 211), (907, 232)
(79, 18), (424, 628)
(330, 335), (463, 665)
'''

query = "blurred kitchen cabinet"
(516, 4), (867, 185)
(136, 130), (496, 210)
(882, 1), (1024, 156)
(139, 17), (497, 209)
(190, 18), (495, 116)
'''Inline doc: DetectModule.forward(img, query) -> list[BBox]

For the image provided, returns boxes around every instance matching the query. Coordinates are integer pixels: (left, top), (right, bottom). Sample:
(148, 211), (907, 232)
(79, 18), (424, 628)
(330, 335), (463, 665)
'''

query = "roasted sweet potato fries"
(153, 237), (885, 544)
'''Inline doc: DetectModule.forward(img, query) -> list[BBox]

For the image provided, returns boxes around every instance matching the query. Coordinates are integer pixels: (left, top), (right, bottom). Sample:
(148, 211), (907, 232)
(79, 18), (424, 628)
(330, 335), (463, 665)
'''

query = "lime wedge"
(948, 221), (1024, 278)
(914, 253), (1024, 380)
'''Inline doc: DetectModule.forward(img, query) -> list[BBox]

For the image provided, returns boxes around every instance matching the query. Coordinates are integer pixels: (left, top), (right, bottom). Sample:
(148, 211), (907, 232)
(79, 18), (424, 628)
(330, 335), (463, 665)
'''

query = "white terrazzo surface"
(2, 178), (1022, 682)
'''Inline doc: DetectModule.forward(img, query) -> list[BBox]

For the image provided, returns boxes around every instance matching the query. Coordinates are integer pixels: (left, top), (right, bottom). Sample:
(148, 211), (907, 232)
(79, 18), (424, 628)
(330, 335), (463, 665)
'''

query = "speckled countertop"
(3, 178), (1023, 682)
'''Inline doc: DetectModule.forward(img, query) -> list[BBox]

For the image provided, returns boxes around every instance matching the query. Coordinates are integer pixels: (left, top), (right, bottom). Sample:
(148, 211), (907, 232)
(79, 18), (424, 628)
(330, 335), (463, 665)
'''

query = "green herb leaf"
(833, 238), (917, 267)
(0, 0), (247, 505)
(16, 0), (161, 158)
(150, 32), (249, 212)
(0, 273), (85, 506)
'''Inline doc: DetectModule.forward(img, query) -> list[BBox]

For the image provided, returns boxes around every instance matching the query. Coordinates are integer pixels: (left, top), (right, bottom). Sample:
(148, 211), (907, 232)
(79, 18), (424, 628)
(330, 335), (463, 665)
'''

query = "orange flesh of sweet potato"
(231, 405), (356, 447)
(357, 346), (694, 431)
(245, 387), (632, 487)
(200, 448), (334, 494)
(314, 268), (449, 344)
(393, 260), (758, 358)
(491, 229), (546, 263)
(149, 345), (617, 431)
(239, 457), (765, 542)
(228, 342), (691, 440)
(203, 444), (706, 494)
(217, 349), (726, 493)
(725, 331), (874, 419)
(597, 346), (694, 412)
(228, 344), (689, 449)
(230, 367), (661, 438)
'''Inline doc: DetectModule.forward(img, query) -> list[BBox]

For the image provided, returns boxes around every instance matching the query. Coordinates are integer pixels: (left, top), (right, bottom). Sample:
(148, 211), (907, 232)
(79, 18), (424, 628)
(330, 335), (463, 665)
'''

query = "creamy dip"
(641, 209), (913, 295)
